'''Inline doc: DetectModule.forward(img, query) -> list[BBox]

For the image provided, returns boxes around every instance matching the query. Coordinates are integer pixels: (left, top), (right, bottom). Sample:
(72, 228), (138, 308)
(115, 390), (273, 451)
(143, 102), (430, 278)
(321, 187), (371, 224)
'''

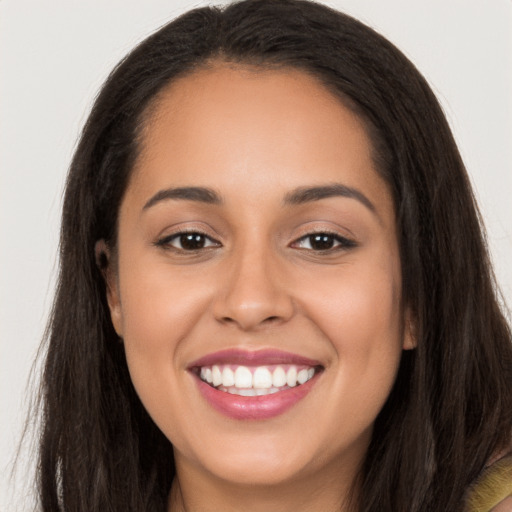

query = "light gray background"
(1, 1), (511, 510)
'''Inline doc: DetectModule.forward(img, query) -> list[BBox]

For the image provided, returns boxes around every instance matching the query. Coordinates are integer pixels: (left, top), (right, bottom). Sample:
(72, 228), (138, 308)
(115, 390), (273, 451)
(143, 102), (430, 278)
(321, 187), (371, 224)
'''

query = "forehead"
(140, 64), (369, 156)
(128, 64), (393, 220)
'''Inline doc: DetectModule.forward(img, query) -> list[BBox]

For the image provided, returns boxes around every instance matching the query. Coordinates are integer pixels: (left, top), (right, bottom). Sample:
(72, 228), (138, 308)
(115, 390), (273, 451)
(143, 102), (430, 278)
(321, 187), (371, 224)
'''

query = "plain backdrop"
(1, 1), (511, 510)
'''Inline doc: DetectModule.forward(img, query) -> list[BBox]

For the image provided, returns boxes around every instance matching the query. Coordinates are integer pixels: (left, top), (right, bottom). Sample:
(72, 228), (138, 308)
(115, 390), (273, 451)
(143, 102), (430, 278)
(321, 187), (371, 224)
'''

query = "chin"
(198, 444), (312, 486)
(214, 462), (306, 487)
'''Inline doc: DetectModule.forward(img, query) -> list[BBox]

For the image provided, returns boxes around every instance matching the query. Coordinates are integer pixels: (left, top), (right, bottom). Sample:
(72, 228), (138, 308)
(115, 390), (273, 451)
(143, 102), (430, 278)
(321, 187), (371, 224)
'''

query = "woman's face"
(105, 65), (413, 489)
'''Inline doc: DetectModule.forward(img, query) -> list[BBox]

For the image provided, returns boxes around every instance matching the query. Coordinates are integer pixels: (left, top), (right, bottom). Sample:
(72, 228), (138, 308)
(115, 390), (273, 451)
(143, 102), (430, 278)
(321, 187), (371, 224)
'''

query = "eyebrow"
(143, 186), (222, 210)
(142, 183), (377, 217)
(283, 184), (376, 213)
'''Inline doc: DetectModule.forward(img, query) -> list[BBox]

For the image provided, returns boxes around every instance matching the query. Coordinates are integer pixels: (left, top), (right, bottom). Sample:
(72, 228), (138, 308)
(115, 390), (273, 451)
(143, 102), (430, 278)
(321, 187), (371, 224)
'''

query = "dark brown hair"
(38, 1), (512, 510)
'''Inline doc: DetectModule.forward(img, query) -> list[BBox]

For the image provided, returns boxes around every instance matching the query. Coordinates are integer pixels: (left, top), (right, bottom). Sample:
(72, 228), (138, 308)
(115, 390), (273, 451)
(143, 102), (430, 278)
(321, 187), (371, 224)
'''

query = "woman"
(37, 0), (512, 510)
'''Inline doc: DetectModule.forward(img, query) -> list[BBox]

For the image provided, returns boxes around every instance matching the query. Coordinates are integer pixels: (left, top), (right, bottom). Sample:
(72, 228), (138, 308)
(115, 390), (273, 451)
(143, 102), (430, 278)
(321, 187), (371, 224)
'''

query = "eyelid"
(152, 223), (357, 253)
(154, 228), (222, 251)
(290, 228), (358, 251)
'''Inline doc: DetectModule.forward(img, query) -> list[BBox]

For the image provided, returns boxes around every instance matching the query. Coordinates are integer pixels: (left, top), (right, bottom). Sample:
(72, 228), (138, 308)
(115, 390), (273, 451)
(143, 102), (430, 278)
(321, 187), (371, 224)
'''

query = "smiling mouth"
(189, 349), (324, 419)
(195, 364), (321, 396)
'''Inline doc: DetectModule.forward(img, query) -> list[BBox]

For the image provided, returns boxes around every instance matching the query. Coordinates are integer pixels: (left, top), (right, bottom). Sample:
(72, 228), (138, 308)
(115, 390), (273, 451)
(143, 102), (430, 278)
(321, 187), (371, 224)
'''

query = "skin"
(101, 64), (415, 512)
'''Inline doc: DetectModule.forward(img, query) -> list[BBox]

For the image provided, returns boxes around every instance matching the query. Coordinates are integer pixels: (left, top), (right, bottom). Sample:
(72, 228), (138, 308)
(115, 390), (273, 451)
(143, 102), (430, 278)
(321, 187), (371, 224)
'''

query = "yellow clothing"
(466, 455), (512, 512)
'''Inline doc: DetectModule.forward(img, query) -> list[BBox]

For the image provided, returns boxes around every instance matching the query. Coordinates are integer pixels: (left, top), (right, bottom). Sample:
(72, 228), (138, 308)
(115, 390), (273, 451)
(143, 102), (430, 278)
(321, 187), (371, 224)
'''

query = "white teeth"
(225, 386), (285, 396)
(199, 364), (318, 392)
(272, 366), (287, 387)
(234, 366), (253, 388)
(222, 367), (235, 387)
(297, 368), (309, 385)
(286, 366), (298, 387)
(238, 388), (257, 397)
(253, 367), (272, 389)
(212, 365), (222, 387)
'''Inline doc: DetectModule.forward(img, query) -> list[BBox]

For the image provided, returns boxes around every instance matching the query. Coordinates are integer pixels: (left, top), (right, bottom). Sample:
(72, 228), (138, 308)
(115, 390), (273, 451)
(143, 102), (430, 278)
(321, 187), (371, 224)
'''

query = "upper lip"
(188, 348), (322, 368)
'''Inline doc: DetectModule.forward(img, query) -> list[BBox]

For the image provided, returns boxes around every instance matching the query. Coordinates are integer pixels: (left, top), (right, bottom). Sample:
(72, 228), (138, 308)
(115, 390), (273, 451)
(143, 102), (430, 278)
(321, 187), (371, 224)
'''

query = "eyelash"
(291, 231), (357, 252)
(154, 231), (221, 252)
(155, 230), (357, 254)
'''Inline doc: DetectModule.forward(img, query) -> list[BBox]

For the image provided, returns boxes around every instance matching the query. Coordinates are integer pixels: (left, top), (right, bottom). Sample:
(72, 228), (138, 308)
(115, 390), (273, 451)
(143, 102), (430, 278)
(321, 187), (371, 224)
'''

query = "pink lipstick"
(189, 349), (323, 420)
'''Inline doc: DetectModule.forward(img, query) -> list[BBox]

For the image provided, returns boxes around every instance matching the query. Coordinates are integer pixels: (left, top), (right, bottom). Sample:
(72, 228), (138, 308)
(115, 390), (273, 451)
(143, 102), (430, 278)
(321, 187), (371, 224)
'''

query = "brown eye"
(179, 233), (207, 250)
(308, 234), (336, 250)
(156, 232), (220, 251)
(293, 233), (357, 252)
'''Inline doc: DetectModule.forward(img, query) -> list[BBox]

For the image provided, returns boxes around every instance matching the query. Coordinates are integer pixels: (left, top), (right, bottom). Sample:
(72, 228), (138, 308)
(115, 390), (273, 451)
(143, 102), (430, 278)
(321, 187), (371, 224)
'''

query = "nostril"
(220, 315), (281, 327)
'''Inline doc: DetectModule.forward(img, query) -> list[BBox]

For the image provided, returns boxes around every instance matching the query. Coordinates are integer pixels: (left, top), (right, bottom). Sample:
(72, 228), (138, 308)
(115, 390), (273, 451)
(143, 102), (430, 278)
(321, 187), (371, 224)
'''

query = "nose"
(212, 244), (295, 331)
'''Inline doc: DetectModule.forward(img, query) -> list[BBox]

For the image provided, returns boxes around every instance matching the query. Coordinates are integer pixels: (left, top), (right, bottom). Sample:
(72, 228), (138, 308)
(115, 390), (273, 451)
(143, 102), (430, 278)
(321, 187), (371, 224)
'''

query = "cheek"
(305, 260), (402, 349)
(115, 256), (215, 433)
(119, 255), (213, 351)
(299, 257), (403, 421)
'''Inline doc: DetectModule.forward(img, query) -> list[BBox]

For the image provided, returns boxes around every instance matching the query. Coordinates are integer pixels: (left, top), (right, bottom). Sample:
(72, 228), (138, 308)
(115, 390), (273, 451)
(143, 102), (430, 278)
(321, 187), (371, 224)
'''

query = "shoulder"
(465, 454), (512, 512)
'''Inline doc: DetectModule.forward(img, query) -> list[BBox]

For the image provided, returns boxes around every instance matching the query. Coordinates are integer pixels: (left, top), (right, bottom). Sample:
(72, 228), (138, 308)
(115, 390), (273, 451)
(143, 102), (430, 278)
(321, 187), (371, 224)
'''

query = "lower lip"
(194, 374), (319, 420)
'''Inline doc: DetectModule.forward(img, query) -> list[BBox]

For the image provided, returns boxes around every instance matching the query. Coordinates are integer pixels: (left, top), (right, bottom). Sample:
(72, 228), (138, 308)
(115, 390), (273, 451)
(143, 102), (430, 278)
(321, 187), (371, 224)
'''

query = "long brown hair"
(38, 1), (512, 510)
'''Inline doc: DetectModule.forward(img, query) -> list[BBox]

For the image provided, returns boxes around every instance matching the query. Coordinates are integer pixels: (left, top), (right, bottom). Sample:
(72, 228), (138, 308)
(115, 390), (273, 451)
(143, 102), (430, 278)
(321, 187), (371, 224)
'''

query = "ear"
(95, 239), (123, 337)
(402, 308), (417, 350)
